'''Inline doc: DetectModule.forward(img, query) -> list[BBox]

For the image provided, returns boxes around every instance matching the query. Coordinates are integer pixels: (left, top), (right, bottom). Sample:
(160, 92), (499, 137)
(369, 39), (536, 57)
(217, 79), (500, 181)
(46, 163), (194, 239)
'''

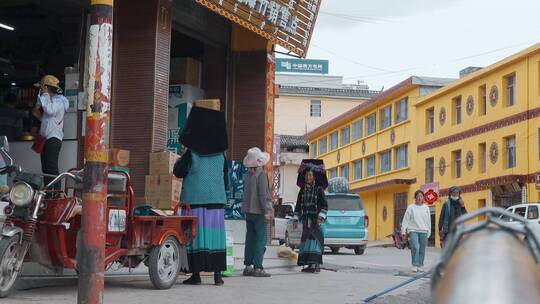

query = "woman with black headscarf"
(438, 186), (467, 248)
(293, 159), (328, 273)
(173, 104), (229, 286)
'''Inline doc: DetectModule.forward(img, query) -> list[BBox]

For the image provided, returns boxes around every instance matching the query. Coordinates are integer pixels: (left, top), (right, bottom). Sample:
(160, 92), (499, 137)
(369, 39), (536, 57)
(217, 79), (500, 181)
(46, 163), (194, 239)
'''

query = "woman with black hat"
(173, 104), (229, 286)
(293, 159), (328, 273)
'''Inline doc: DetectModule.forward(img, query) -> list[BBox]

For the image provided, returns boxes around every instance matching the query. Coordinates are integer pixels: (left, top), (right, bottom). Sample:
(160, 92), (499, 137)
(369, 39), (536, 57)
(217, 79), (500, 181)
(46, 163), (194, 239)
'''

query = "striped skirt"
(298, 219), (324, 266)
(183, 206), (227, 273)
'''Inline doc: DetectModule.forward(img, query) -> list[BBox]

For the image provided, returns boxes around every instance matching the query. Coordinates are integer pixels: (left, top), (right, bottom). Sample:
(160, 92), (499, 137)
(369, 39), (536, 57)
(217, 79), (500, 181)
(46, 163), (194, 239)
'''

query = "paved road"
(6, 247), (439, 304)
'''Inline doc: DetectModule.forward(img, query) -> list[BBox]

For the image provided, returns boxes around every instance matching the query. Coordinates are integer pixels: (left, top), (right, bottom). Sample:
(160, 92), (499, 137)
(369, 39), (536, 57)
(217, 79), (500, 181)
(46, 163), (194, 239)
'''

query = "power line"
(318, 11), (393, 25)
(310, 43), (395, 72)
(279, 40), (539, 87)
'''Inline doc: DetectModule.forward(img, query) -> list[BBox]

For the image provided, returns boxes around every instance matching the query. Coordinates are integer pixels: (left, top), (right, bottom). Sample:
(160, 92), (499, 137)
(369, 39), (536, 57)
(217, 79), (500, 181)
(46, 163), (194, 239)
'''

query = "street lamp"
(0, 22), (15, 31)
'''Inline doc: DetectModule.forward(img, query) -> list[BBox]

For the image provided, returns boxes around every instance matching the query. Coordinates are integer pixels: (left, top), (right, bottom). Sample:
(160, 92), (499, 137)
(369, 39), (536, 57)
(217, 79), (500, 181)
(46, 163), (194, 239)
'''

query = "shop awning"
(195, 0), (321, 57)
(350, 179), (417, 193)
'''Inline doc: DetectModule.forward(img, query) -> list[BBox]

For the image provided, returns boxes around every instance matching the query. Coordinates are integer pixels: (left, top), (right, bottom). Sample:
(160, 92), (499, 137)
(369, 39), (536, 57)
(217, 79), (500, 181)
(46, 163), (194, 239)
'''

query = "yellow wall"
(310, 88), (418, 181)
(274, 95), (367, 136)
(414, 45), (540, 246)
(307, 43), (540, 245)
(308, 85), (421, 241)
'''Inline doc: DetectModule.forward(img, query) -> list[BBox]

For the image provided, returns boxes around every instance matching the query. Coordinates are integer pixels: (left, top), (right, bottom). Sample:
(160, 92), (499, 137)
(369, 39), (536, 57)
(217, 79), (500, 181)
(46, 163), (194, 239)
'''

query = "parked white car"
(274, 203), (295, 244)
(503, 203), (540, 240)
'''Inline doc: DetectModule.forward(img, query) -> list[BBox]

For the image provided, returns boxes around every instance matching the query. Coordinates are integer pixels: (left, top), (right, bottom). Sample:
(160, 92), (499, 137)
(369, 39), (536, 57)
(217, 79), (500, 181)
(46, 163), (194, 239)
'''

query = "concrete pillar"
(228, 25), (272, 161)
(111, 0), (172, 195)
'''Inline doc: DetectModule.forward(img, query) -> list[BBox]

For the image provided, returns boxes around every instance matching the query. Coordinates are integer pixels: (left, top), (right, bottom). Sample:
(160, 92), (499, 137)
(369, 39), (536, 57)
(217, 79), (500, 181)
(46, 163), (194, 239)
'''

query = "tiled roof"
(278, 85), (380, 99)
(280, 135), (309, 149)
(415, 42), (540, 107)
(305, 76), (456, 140)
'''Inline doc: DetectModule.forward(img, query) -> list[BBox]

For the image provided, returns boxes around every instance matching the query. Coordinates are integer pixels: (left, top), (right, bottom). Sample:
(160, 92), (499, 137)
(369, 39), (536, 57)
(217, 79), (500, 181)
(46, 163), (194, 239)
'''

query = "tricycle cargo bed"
(131, 215), (197, 249)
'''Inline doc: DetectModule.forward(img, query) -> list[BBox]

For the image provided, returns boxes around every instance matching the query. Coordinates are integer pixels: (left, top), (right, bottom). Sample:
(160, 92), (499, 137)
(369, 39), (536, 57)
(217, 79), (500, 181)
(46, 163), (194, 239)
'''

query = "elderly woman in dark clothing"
(438, 186), (467, 247)
(293, 159), (328, 273)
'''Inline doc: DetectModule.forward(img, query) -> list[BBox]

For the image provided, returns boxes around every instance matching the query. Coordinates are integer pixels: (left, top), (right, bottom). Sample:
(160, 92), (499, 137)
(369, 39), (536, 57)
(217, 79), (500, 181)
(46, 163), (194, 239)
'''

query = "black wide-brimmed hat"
(297, 159), (328, 189)
(179, 106), (228, 155)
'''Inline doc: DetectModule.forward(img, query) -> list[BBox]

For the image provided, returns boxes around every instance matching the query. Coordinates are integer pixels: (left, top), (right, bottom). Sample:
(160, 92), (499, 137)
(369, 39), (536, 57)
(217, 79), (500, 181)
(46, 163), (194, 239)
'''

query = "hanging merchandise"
(225, 160), (248, 220)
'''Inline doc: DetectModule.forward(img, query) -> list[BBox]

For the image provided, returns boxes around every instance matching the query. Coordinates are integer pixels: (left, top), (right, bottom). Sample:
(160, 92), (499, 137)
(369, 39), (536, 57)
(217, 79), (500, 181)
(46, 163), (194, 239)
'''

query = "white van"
(503, 203), (540, 240)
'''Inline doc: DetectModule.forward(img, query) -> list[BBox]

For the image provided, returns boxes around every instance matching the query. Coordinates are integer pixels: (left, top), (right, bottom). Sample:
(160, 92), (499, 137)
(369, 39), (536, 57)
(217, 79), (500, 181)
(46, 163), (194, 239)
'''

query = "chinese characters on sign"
(276, 58), (328, 74)
(196, 0), (321, 57)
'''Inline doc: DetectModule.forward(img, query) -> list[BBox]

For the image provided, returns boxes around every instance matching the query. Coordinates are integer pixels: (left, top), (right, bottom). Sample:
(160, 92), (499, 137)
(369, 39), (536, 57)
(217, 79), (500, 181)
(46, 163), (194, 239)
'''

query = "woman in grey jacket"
(241, 147), (273, 277)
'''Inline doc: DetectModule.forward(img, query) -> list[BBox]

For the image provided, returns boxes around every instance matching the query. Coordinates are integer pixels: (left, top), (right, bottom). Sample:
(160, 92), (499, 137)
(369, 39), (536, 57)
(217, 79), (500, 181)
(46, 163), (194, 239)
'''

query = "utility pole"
(78, 0), (113, 303)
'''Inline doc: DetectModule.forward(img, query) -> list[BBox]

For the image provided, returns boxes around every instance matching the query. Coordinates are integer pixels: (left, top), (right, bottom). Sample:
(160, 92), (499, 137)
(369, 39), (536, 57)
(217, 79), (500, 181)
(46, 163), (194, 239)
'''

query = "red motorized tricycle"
(0, 136), (197, 298)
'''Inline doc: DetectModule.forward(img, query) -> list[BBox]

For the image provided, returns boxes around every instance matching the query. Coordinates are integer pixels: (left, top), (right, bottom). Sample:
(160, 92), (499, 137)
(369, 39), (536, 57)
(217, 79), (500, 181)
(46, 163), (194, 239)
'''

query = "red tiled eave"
(418, 107), (540, 153)
(350, 178), (416, 193)
(305, 77), (415, 140)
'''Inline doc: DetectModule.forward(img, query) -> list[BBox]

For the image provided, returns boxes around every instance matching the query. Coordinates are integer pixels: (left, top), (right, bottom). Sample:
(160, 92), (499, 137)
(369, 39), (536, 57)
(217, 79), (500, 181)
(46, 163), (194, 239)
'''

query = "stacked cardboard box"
(145, 151), (182, 210)
(149, 151), (180, 175)
(170, 57), (201, 87)
(194, 99), (220, 111)
(109, 149), (130, 173)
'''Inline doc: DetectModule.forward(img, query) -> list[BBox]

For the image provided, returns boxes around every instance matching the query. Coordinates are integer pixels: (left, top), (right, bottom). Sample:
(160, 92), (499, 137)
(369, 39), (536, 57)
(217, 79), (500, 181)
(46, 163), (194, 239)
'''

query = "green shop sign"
(276, 58), (329, 74)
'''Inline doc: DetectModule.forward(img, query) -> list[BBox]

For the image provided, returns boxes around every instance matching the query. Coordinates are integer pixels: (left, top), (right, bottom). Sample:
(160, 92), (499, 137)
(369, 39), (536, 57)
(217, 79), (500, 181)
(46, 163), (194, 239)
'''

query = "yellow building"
(275, 76), (378, 203)
(308, 42), (540, 246)
(306, 76), (454, 242)
(414, 43), (540, 246)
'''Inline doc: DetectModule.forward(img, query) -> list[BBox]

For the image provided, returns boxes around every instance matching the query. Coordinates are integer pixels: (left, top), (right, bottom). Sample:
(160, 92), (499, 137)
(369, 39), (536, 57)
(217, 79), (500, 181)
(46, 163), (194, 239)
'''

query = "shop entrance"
(491, 182), (524, 209)
(394, 192), (408, 232)
(0, 0), (86, 175)
(429, 205), (435, 247)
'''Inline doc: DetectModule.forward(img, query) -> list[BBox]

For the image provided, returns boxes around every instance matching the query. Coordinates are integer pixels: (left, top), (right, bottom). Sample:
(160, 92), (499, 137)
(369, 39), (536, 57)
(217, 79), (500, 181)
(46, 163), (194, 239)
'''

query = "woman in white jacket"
(401, 190), (431, 273)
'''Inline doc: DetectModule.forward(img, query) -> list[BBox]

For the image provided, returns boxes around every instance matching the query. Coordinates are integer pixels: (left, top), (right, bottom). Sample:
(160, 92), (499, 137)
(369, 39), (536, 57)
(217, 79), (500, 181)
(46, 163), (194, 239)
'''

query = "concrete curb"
(366, 241), (395, 248)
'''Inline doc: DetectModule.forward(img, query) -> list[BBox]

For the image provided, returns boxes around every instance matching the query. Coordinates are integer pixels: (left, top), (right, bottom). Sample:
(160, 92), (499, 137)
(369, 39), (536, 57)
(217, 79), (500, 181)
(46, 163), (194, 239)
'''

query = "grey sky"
(281, 0), (540, 90)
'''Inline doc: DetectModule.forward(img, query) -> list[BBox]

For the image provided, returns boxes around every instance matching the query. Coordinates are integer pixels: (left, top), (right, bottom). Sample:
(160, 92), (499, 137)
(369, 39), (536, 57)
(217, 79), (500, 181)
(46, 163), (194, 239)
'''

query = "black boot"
(314, 264), (321, 273)
(183, 273), (202, 285)
(301, 265), (315, 273)
(214, 272), (224, 286)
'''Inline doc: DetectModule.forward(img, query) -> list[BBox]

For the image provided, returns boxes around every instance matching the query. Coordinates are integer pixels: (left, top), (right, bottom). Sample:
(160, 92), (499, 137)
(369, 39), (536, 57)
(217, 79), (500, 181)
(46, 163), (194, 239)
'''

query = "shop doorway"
(491, 182), (523, 209)
(428, 205), (435, 247)
(0, 0), (86, 175)
(394, 192), (408, 232)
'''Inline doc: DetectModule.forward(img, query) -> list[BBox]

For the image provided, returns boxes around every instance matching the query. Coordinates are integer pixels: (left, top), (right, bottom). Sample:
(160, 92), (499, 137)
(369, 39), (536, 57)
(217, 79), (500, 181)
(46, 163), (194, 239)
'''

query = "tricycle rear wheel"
(0, 236), (23, 298)
(148, 236), (181, 289)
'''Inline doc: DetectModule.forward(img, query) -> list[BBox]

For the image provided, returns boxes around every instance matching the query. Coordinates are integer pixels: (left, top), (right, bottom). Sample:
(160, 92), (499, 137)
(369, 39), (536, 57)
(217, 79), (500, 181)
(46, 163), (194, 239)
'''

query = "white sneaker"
(412, 267), (418, 273)
(417, 267), (425, 272)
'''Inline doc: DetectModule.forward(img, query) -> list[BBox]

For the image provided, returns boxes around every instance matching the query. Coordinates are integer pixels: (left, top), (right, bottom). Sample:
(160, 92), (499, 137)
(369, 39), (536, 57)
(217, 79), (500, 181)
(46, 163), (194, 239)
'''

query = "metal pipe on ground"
(434, 228), (540, 304)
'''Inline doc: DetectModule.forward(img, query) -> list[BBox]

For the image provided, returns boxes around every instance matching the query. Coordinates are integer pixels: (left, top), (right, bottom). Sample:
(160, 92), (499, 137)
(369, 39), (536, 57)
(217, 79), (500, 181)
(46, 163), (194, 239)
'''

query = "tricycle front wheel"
(148, 236), (181, 289)
(0, 236), (23, 298)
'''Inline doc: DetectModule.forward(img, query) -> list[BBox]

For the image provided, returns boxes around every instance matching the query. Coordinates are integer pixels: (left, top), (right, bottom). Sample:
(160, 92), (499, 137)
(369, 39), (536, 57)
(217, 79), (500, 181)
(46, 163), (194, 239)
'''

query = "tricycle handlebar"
(45, 171), (83, 189)
(0, 147), (14, 167)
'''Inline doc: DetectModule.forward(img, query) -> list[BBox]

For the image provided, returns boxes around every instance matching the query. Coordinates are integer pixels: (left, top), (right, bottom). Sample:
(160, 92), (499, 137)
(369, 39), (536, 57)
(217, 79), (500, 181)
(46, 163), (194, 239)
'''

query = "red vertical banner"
(265, 52), (276, 177)
(265, 52), (276, 243)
